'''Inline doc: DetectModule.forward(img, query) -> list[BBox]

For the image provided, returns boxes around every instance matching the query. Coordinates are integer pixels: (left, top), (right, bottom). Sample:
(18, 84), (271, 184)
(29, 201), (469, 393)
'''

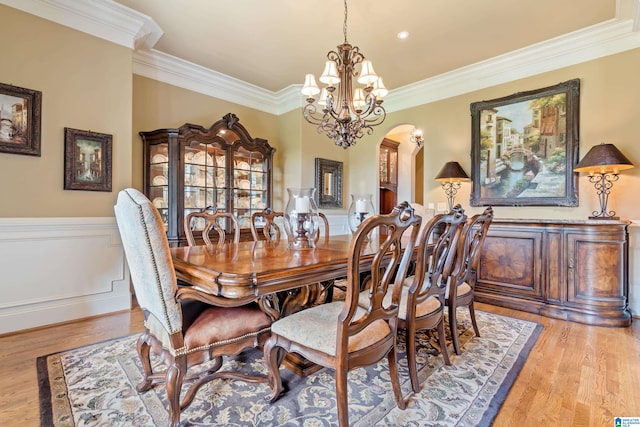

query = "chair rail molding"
(0, 217), (130, 334)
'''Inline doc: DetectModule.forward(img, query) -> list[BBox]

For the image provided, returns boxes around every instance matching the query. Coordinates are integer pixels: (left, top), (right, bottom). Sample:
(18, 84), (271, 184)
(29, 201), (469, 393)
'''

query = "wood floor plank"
(0, 302), (637, 427)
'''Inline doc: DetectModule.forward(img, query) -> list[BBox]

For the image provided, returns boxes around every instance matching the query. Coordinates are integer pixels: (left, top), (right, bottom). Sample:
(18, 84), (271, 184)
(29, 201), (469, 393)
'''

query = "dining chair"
(263, 201), (421, 427)
(446, 206), (494, 355)
(114, 188), (271, 427)
(390, 204), (467, 392)
(184, 206), (240, 247)
(250, 207), (286, 241)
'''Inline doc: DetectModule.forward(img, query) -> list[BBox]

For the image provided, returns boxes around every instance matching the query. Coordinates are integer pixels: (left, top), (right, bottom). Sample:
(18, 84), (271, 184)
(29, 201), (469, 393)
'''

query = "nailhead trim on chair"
(127, 189), (179, 335)
(176, 326), (272, 356)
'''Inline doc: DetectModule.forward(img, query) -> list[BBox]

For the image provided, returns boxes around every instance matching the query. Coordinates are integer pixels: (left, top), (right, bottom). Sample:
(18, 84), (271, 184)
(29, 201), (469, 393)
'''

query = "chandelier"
(301, 0), (387, 149)
(410, 127), (424, 147)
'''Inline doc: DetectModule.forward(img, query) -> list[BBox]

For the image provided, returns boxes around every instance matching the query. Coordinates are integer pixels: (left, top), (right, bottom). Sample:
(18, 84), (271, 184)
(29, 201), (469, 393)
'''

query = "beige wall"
(348, 48), (640, 221)
(0, 5), (132, 217)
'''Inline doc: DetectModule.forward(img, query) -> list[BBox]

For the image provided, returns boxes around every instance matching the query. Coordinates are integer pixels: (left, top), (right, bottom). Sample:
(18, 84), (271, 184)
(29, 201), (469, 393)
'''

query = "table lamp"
(435, 161), (470, 210)
(574, 143), (634, 220)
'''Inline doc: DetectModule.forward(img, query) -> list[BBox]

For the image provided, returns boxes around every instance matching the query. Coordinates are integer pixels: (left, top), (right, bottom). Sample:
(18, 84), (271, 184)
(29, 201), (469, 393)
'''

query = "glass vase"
(284, 187), (320, 249)
(347, 194), (375, 233)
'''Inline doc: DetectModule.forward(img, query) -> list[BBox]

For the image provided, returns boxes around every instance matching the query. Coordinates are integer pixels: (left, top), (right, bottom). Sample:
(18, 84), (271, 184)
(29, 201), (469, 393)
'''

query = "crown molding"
(0, 0), (162, 49)
(4, 0), (640, 116)
(133, 49), (281, 115)
(383, 17), (640, 113)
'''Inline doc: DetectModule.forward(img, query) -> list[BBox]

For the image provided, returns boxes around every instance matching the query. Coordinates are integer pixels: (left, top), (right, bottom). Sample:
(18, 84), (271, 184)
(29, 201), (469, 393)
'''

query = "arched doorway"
(378, 124), (423, 213)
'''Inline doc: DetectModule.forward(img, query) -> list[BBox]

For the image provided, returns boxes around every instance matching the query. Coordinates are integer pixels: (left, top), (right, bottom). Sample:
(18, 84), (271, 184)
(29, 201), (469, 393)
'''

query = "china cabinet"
(140, 113), (274, 246)
(379, 138), (398, 214)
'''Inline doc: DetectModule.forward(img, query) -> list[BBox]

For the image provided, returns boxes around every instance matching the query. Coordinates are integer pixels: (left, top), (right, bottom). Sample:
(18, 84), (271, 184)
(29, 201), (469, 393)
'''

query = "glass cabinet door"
(183, 139), (227, 232)
(149, 143), (169, 230)
(233, 146), (268, 230)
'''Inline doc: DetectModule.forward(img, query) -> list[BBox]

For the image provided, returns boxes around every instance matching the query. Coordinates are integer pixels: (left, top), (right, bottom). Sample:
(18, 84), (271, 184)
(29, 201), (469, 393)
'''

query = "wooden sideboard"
(475, 219), (631, 327)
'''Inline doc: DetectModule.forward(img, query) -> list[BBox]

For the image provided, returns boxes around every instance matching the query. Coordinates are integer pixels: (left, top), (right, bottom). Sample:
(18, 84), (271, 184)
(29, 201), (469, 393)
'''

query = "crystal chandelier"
(301, 0), (388, 149)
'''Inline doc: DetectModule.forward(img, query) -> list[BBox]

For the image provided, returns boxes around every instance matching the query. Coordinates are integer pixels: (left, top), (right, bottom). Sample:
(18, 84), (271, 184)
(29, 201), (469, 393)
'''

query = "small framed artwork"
(470, 79), (580, 207)
(64, 128), (112, 192)
(0, 82), (42, 156)
(315, 158), (343, 208)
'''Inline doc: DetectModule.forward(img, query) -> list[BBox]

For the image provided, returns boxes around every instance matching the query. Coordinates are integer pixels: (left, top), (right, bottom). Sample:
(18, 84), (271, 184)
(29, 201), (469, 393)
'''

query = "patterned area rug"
(38, 310), (541, 426)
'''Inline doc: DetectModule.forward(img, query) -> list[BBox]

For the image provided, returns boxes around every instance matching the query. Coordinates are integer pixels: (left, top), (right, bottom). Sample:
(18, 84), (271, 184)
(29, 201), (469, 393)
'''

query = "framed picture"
(64, 128), (112, 192)
(315, 158), (343, 208)
(470, 79), (580, 207)
(0, 82), (42, 156)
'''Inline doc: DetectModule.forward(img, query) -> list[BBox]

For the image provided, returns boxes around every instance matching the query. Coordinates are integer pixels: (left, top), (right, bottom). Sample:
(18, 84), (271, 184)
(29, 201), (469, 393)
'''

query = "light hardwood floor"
(0, 302), (638, 426)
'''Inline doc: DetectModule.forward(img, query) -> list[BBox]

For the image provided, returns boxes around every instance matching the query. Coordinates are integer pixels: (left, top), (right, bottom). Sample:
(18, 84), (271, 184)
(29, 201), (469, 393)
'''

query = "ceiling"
(113, 0), (618, 93)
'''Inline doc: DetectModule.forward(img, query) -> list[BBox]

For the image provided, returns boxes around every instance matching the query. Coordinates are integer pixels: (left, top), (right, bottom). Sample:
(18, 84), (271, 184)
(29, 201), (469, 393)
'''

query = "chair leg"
(437, 317), (451, 365)
(449, 304), (461, 355)
(263, 336), (284, 402)
(387, 346), (406, 410)
(135, 333), (153, 392)
(165, 362), (186, 427)
(335, 367), (349, 427)
(469, 302), (480, 337)
(405, 325), (420, 393)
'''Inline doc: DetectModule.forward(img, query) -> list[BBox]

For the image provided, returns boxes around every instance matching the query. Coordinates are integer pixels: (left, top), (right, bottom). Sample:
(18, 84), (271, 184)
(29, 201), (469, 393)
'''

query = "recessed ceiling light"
(397, 31), (410, 40)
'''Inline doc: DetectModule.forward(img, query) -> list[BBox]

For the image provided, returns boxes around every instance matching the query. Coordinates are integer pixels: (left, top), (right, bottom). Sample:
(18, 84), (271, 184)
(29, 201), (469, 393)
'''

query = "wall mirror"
(315, 158), (343, 208)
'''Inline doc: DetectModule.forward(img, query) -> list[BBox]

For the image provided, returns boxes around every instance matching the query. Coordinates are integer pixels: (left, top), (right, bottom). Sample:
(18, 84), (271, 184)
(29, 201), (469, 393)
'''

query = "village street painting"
(477, 93), (568, 200)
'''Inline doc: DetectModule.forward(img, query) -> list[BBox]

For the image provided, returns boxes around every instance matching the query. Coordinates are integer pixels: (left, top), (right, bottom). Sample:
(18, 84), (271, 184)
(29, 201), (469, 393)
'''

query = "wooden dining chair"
(114, 188), (271, 427)
(184, 206), (240, 247)
(263, 202), (421, 427)
(391, 204), (467, 392)
(446, 206), (494, 354)
(250, 208), (286, 241)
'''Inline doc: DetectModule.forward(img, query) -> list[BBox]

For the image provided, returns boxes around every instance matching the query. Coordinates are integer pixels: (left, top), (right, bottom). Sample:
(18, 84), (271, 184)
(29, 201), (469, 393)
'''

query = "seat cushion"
(183, 303), (271, 352)
(271, 302), (391, 357)
(457, 282), (472, 297)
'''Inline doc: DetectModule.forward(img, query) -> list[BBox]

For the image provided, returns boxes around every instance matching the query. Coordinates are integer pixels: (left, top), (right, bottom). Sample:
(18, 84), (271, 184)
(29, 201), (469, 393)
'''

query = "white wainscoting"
(0, 217), (130, 334)
(628, 222), (640, 318)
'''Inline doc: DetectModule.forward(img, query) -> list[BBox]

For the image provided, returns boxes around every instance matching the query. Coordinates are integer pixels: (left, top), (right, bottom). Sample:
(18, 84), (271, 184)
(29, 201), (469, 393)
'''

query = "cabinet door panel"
(567, 233), (625, 305)
(477, 230), (543, 298)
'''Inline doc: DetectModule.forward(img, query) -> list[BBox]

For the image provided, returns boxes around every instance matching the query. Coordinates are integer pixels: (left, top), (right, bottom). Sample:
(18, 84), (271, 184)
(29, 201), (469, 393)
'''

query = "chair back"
(343, 202), (421, 346)
(410, 203), (435, 244)
(453, 206), (494, 284)
(184, 207), (240, 247)
(411, 205), (467, 303)
(250, 208), (286, 241)
(314, 212), (330, 243)
(114, 188), (182, 336)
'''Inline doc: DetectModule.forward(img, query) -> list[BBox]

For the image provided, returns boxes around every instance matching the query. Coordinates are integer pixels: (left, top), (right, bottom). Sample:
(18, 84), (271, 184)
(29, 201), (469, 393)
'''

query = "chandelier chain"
(343, 0), (348, 43)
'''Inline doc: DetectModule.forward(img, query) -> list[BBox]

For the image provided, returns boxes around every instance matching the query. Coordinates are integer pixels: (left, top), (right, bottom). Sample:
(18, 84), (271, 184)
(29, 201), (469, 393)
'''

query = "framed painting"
(64, 128), (112, 192)
(0, 82), (42, 156)
(315, 158), (343, 208)
(470, 79), (580, 207)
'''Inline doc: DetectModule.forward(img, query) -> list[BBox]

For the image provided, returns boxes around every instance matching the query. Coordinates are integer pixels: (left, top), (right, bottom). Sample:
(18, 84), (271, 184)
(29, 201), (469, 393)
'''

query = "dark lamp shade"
(435, 161), (470, 182)
(574, 143), (634, 174)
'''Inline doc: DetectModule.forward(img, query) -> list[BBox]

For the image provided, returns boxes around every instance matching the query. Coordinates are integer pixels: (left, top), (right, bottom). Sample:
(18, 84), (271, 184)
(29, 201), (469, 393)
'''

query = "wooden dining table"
(170, 233), (418, 375)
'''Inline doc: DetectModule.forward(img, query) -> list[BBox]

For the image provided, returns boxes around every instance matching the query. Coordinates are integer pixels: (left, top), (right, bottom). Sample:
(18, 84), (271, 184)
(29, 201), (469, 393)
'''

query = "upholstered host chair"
(114, 188), (271, 427)
(391, 205), (467, 392)
(446, 206), (494, 355)
(264, 202), (421, 427)
(184, 206), (240, 247)
(250, 208), (286, 241)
